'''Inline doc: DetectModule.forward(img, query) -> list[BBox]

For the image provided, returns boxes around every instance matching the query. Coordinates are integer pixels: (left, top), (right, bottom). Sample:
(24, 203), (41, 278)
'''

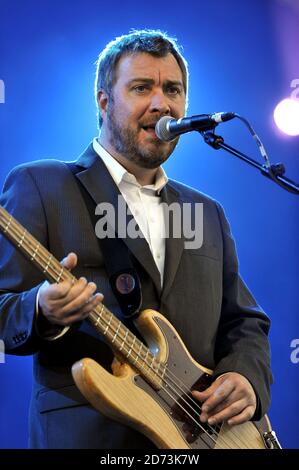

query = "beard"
(106, 102), (179, 169)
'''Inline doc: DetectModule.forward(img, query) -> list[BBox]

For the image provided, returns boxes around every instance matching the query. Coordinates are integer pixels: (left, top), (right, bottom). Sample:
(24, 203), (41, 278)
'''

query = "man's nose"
(149, 90), (171, 114)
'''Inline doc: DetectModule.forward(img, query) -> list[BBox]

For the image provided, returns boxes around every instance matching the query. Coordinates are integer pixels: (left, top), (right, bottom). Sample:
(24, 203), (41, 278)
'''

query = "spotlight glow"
(274, 98), (299, 136)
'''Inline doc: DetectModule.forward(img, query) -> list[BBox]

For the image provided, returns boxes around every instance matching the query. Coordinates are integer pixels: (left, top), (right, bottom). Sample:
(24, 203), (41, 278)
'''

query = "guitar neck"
(0, 205), (163, 387)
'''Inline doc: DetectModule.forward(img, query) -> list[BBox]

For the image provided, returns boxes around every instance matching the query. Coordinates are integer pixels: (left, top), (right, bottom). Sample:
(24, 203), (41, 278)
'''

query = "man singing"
(0, 29), (272, 449)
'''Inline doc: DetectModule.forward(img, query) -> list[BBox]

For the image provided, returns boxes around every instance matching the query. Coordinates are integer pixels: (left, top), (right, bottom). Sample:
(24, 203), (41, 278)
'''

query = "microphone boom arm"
(201, 131), (299, 195)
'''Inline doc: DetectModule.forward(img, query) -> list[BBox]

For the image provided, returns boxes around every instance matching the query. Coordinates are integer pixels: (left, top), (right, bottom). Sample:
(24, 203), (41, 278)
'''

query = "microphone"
(155, 112), (236, 141)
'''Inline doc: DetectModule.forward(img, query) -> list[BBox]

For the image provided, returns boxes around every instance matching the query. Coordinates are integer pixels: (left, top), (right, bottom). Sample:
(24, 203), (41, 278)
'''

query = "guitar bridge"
(263, 430), (282, 449)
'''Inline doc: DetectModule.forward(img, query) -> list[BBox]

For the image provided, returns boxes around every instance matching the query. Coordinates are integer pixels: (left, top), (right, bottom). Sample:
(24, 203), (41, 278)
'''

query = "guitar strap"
(67, 162), (142, 319)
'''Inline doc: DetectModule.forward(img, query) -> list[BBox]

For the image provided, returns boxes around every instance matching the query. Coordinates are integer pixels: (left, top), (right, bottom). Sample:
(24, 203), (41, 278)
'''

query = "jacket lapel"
(160, 182), (185, 301)
(74, 144), (162, 294)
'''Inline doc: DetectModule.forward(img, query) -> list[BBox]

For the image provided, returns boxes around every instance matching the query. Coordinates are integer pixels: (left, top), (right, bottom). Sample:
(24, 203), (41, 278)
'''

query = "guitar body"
(72, 309), (271, 449)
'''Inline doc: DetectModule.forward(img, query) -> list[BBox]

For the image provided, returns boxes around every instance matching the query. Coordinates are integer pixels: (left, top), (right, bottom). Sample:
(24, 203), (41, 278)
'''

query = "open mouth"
(142, 125), (158, 137)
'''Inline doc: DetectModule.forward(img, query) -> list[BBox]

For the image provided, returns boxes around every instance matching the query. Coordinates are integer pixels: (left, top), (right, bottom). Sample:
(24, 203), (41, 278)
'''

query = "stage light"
(273, 98), (299, 136)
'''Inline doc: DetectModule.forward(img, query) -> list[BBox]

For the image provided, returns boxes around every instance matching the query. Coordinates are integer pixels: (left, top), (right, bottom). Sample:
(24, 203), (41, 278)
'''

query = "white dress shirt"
(93, 138), (168, 286)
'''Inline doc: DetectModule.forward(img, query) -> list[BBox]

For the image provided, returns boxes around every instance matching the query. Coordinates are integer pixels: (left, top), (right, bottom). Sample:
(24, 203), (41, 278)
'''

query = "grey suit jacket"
(0, 143), (272, 448)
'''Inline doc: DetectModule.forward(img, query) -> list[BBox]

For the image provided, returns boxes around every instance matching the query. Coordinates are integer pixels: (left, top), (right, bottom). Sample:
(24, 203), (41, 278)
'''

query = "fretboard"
(0, 205), (165, 388)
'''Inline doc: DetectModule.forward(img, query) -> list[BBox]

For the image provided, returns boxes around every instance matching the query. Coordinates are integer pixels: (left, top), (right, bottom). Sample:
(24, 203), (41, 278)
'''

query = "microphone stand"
(201, 131), (299, 195)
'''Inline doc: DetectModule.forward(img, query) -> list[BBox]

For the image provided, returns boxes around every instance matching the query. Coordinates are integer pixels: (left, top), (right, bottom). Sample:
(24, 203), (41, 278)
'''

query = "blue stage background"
(0, 0), (298, 448)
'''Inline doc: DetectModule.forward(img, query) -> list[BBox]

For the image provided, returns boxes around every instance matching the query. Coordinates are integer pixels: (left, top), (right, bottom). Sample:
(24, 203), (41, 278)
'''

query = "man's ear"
(97, 90), (109, 121)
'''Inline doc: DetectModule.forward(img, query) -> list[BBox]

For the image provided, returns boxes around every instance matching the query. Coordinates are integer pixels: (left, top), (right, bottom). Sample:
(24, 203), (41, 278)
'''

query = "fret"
(103, 315), (112, 335)
(56, 266), (64, 283)
(126, 336), (136, 359)
(154, 361), (161, 378)
(132, 341), (143, 365)
(111, 322), (121, 344)
(3, 215), (12, 233)
(127, 336), (138, 364)
(145, 354), (161, 384)
(94, 304), (104, 328)
(30, 242), (40, 261)
(94, 316), (103, 329)
(150, 356), (160, 376)
(88, 305), (105, 333)
(43, 254), (53, 273)
(138, 348), (149, 369)
(143, 349), (149, 365)
(149, 354), (156, 369)
(160, 364), (166, 380)
(140, 352), (154, 373)
(17, 229), (26, 248)
(119, 330), (128, 352)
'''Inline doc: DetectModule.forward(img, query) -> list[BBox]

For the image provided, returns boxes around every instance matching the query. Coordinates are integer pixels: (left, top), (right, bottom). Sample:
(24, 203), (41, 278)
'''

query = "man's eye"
(134, 85), (148, 93)
(167, 87), (181, 95)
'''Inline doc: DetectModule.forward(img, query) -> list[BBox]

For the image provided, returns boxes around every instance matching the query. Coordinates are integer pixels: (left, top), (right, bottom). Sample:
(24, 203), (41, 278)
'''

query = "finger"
(200, 379), (235, 415)
(192, 380), (220, 402)
(59, 282), (98, 316)
(79, 293), (104, 315)
(54, 293), (103, 325)
(192, 381), (229, 423)
(203, 386), (246, 417)
(203, 397), (232, 419)
(61, 252), (78, 270)
(50, 277), (89, 306)
(206, 398), (249, 425)
(227, 406), (256, 426)
(42, 279), (74, 301)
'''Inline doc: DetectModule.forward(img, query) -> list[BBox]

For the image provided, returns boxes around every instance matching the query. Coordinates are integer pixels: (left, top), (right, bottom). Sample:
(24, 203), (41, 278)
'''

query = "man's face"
(101, 52), (186, 169)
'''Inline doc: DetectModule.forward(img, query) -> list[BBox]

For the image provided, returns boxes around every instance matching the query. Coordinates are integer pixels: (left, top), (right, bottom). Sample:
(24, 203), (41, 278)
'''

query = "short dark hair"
(95, 29), (189, 127)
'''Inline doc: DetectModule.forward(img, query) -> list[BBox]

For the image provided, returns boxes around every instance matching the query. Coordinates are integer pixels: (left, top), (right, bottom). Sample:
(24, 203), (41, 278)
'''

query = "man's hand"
(38, 252), (103, 326)
(192, 372), (256, 426)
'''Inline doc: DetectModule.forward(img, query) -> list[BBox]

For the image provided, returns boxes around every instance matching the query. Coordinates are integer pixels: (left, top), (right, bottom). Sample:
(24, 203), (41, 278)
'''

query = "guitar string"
(0, 213), (249, 449)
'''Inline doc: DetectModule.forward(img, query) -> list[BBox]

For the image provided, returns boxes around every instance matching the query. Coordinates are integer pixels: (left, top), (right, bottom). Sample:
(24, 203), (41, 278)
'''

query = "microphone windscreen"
(155, 116), (174, 141)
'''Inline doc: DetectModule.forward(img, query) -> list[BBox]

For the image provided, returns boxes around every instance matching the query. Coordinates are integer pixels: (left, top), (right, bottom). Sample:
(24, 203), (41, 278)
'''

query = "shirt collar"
(92, 137), (168, 195)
